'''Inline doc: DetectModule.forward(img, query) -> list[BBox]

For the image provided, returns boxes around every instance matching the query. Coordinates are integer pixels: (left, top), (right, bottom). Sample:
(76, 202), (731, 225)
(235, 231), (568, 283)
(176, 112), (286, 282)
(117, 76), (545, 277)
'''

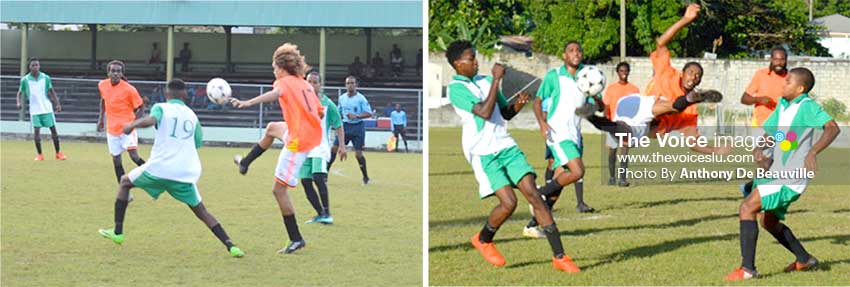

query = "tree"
(428, 0), (532, 54)
(527, 0), (621, 61)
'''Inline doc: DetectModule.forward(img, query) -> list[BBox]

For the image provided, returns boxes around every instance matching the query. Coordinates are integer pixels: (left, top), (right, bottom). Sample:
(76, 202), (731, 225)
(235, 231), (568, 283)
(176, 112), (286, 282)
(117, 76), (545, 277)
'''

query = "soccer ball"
(576, 66), (606, 96)
(206, 78), (232, 105)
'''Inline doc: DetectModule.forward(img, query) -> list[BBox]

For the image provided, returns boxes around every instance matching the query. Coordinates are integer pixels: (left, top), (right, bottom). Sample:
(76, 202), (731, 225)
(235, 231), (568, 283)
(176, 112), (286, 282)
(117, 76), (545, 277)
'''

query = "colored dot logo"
(779, 130), (798, 152)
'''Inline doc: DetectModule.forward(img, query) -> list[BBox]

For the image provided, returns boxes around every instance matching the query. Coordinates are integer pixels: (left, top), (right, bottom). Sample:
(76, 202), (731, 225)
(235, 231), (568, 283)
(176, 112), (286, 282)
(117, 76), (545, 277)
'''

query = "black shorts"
(335, 122), (366, 150)
(392, 125), (406, 135)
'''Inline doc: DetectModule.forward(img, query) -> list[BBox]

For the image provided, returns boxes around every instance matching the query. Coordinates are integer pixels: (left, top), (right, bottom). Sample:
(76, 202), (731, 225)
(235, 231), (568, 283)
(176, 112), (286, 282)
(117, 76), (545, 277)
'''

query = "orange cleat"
(470, 232), (506, 267)
(34, 154), (44, 161)
(55, 152), (67, 160)
(784, 257), (818, 272)
(724, 267), (758, 281)
(552, 255), (581, 273)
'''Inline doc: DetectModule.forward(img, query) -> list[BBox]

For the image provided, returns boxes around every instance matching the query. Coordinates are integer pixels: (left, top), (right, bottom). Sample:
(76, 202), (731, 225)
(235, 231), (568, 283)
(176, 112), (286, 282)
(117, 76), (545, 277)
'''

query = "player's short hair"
(770, 46), (788, 59)
(564, 40), (582, 52)
(683, 61), (702, 74)
(307, 70), (321, 81)
(616, 61), (630, 71)
(789, 67), (815, 93)
(345, 75), (358, 84)
(445, 40), (473, 67)
(167, 78), (186, 92)
(273, 43), (308, 78)
(107, 60), (125, 73)
(28, 57), (39, 64)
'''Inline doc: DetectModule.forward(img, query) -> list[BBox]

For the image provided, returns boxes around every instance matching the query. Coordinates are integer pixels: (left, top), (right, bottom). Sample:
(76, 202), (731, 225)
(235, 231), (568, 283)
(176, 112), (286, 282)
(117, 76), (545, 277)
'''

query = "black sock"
(586, 115), (627, 135)
(545, 167), (554, 182)
(327, 149), (337, 172)
(357, 156), (369, 180)
(777, 224), (811, 263)
(619, 159), (629, 181)
(282, 215), (303, 242)
(131, 156), (146, 166)
(403, 139), (409, 152)
(51, 135), (61, 152)
(114, 199), (129, 235)
(608, 149), (617, 180)
(743, 181), (754, 194)
(301, 178), (323, 216)
(34, 138), (43, 155)
(527, 196), (558, 228)
(539, 180), (563, 197)
(210, 223), (235, 250)
(740, 220), (759, 271)
(672, 94), (693, 111)
(542, 224), (565, 258)
(113, 160), (125, 184)
(242, 144), (267, 168)
(313, 173), (330, 215)
(479, 222), (499, 243)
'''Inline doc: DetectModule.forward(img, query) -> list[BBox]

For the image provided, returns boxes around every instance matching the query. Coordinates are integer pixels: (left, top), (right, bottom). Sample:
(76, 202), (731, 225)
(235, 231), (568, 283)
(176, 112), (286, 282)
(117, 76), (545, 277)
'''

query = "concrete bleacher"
(0, 76), (421, 140)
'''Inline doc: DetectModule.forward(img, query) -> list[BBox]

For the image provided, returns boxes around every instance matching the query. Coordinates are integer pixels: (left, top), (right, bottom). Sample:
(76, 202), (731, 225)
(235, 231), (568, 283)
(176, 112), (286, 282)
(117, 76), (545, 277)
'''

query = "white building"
(813, 14), (850, 59)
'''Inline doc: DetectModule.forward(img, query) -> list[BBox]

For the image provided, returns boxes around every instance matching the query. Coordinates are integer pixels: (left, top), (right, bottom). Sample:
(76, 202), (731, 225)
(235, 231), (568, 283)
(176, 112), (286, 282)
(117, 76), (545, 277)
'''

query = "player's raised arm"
(471, 63), (505, 119)
(501, 91), (528, 120)
(122, 115), (157, 135)
(656, 3), (700, 50)
(231, 88), (281, 109)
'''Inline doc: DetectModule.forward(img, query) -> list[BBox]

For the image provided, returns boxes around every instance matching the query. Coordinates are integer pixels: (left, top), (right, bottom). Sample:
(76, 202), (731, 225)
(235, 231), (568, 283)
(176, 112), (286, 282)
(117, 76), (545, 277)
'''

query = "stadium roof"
(0, 1), (422, 28)
(813, 14), (850, 35)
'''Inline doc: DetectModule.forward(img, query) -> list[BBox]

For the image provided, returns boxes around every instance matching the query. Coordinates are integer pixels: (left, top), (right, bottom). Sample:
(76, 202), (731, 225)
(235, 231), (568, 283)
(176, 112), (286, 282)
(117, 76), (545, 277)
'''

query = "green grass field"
(429, 127), (850, 286)
(1, 140), (422, 286)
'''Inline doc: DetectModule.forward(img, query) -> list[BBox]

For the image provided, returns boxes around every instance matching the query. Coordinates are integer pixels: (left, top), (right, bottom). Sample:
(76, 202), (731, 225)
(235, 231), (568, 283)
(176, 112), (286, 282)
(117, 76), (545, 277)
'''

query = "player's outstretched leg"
(190, 202), (244, 257)
(98, 175), (133, 244)
(760, 212), (818, 272)
(725, 189), (762, 281)
(128, 149), (146, 166)
(235, 122), (284, 175)
(471, 186), (515, 267)
(517, 175), (580, 273)
(654, 89), (723, 116)
(33, 127), (44, 161)
(272, 182), (306, 254)
(313, 173), (333, 224)
(49, 126), (66, 160)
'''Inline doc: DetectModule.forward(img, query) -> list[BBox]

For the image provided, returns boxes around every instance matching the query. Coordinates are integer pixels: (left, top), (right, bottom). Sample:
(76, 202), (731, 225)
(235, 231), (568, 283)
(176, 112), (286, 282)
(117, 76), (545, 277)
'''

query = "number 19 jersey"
(145, 99), (203, 183)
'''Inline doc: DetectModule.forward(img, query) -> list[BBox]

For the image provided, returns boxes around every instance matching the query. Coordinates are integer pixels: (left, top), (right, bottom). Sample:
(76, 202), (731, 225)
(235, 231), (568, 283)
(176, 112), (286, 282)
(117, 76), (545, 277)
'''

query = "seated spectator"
(391, 44), (402, 59)
(391, 52), (404, 77)
(349, 56), (365, 79)
(148, 43), (162, 64)
(383, 102), (394, 117)
(177, 42), (192, 72)
(371, 52), (385, 77)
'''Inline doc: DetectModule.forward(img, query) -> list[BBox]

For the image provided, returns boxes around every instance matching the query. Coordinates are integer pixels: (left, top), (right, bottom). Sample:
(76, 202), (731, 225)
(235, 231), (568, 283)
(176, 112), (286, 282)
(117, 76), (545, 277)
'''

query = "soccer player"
(390, 103), (409, 152)
(231, 43), (324, 254)
(446, 40), (580, 273)
(328, 76), (373, 185)
(98, 60), (146, 184)
(739, 46), (789, 197)
(724, 68), (839, 280)
(301, 71), (346, 224)
(97, 79), (244, 258)
(17, 57), (66, 161)
(603, 62), (639, 186)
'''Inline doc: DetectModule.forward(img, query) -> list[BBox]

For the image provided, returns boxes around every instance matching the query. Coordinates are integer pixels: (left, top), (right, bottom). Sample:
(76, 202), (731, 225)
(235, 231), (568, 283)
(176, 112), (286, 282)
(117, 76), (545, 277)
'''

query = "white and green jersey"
(537, 65), (586, 147)
(19, 72), (54, 115)
(307, 93), (342, 161)
(144, 99), (203, 183)
(448, 74), (517, 160)
(758, 93), (833, 193)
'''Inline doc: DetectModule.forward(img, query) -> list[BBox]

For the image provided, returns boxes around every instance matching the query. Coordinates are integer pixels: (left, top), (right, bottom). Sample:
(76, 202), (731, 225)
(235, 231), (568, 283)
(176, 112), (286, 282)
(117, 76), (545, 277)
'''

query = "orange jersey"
(745, 67), (785, 126)
(646, 47), (697, 135)
(602, 82), (640, 119)
(98, 79), (143, 135)
(274, 75), (324, 152)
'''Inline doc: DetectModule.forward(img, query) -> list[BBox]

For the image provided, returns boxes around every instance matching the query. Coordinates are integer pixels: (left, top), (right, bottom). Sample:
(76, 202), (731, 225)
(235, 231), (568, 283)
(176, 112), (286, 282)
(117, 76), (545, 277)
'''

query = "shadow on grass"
(755, 258), (850, 279)
(833, 208), (850, 214)
(580, 234), (739, 270)
(611, 195), (741, 210)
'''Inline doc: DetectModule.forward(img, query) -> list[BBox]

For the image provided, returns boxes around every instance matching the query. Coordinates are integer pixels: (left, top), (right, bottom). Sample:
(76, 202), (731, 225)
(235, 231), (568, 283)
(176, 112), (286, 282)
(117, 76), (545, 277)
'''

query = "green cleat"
(229, 246), (245, 258)
(98, 228), (124, 245)
(318, 215), (334, 225)
(305, 215), (322, 224)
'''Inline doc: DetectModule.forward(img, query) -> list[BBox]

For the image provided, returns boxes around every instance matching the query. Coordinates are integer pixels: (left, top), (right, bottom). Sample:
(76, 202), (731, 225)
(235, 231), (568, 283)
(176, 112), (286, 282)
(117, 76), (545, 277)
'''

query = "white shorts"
(613, 94), (656, 127)
(275, 148), (308, 187)
(107, 131), (139, 156)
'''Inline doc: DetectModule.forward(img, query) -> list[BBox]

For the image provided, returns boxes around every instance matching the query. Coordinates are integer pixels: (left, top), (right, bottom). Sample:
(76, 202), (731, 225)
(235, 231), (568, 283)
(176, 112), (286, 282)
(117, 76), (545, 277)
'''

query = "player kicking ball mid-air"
(98, 79), (244, 258)
(446, 40), (580, 273)
(724, 68), (839, 280)
(231, 43), (324, 254)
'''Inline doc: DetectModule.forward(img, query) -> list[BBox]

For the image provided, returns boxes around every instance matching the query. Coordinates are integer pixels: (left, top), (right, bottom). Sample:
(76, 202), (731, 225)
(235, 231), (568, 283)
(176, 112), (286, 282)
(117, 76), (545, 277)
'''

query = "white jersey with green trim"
(307, 101), (331, 161)
(448, 76), (517, 160)
(145, 102), (202, 183)
(539, 67), (584, 146)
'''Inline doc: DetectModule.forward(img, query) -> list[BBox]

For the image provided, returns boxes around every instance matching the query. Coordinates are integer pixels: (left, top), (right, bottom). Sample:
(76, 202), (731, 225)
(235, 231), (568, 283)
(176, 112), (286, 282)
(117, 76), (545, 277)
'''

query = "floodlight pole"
(19, 23), (28, 121)
(620, 0), (626, 60)
(167, 25), (174, 82)
(320, 27), (326, 85)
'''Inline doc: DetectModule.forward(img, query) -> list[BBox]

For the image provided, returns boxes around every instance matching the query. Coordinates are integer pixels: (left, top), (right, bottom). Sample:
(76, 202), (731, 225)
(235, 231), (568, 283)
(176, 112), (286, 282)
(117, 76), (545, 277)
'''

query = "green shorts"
(548, 139), (582, 167)
(754, 179), (803, 220)
(128, 170), (202, 207)
(298, 157), (327, 179)
(470, 146), (535, 198)
(31, 113), (55, 128)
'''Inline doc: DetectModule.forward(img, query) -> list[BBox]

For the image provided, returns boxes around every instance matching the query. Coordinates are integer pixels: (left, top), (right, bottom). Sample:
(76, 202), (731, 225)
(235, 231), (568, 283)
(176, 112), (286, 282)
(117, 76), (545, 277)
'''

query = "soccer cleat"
(687, 89), (723, 103)
(576, 203), (595, 213)
(607, 177), (616, 186)
(229, 246), (245, 258)
(362, 177), (370, 185)
(55, 152), (67, 160)
(522, 226), (546, 239)
(278, 240), (306, 254)
(305, 215), (322, 224)
(574, 102), (598, 117)
(470, 232), (506, 267)
(98, 228), (125, 245)
(724, 267), (759, 281)
(318, 215), (334, 225)
(34, 154), (44, 161)
(617, 179), (630, 187)
(784, 256), (818, 272)
(233, 155), (248, 175)
(552, 255), (581, 273)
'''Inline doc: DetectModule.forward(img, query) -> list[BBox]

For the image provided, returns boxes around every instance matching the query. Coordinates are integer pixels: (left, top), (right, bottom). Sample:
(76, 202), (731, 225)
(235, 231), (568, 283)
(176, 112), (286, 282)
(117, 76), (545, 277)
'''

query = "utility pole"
(619, 0), (626, 60)
(809, 0), (814, 21)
